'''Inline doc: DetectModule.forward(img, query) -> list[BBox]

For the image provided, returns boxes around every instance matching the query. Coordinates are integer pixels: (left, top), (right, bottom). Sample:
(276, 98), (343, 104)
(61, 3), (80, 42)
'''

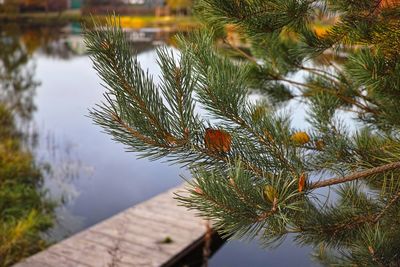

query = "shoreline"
(0, 12), (198, 29)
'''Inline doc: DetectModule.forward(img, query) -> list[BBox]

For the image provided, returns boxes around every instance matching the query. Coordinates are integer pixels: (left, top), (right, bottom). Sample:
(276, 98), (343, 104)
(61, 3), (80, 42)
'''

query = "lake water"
(1, 22), (318, 266)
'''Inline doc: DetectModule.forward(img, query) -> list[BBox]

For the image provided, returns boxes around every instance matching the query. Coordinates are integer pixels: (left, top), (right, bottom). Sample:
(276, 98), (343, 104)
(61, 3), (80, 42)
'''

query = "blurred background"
(0, 1), (317, 266)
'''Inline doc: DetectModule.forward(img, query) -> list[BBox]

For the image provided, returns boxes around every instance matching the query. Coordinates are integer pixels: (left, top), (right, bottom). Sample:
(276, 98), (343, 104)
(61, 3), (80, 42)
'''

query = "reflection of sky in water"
(32, 40), (318, 266)
(34, 50), (185, 229)
(211, 236), (317, 267)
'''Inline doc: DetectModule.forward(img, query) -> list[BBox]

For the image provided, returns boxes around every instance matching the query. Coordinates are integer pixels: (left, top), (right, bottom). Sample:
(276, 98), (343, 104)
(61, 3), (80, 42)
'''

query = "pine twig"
(373, 190), (400, 223)
(202, 220), (212, 267)
(368, 245), (385, 267)
(256, 197), (277, 222)
(310, 161), (400, 189)
(222, 38), (257, 64)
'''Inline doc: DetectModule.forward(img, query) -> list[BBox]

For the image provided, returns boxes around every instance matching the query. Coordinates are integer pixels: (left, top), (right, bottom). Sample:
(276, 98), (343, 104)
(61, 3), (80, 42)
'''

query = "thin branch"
(279, 77), (378, 114)
(297, 64), (341, 82)
(373, 190), (400, 223)
(310, 161), (400, 189)
(111, 112), (165, 147)
(256, 197), (277, 222)
(222, 38), (257, 64)
(368, 245), (385, 267)
(191, 143), (265, 177)
(229, 178), (259, 208)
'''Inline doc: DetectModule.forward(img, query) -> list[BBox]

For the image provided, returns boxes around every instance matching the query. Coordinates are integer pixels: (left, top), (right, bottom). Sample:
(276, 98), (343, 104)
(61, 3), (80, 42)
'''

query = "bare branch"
(310, 162), (400, 189)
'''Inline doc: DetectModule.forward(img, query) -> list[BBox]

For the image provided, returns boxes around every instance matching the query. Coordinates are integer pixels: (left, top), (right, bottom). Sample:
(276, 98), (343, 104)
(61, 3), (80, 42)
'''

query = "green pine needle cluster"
(85, 1), (400, 265)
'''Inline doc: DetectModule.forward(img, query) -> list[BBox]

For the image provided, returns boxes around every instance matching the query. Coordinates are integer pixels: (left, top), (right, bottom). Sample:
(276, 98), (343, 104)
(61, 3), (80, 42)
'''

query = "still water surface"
(2, 23), (318, 266)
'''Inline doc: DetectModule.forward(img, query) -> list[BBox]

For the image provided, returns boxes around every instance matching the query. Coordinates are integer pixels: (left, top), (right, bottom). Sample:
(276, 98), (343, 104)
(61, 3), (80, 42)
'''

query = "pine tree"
(84, 1), (400, 265)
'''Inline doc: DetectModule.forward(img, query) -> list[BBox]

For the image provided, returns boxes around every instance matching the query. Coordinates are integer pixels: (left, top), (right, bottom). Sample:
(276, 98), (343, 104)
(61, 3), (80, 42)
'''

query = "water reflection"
(0, 24), (39, 121)
(0, 22), (91, 242)
(0, 22), (317, 266)
(0, 21), (184, 233)
(0, 23), (53, 266)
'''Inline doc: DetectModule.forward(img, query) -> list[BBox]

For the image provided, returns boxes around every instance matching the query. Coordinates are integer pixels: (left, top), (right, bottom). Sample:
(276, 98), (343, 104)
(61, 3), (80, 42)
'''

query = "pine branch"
(85, 3), (400, 263)
(310, 161), (400, 189)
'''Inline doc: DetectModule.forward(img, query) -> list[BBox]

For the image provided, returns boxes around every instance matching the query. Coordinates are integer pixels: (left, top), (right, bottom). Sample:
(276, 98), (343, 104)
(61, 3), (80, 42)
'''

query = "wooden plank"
(13, 260), (52, 267)
(123, 212), (202, 239)
(125, 208), (205, 232)
(78, 232), (154, 266)
(14, 250), (91, 267)
(14, 184), (207, 267)
(134, 200), (203, 222)
(81, 229), (163, 258)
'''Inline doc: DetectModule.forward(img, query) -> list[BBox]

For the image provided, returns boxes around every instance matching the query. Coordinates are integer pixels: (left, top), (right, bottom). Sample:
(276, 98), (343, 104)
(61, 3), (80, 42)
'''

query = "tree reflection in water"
(0, 23), (51, 267)
(0, 23), (39, 121)
(0, 23), (87, 266)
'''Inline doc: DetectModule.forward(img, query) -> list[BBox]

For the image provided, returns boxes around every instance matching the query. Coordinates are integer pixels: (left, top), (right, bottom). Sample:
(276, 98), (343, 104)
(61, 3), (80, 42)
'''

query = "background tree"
(84, 0), (124, 7)
(0, 0), (20, 13)
(85, 1), (400, 265)
(166, 0), (192, 15)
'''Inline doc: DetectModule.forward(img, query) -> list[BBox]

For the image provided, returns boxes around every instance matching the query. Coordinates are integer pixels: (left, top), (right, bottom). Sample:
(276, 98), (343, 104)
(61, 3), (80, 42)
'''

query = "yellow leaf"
(263, 185), (278, 203)
(298, 173), (306, 192)
(291, 132), (310, 145)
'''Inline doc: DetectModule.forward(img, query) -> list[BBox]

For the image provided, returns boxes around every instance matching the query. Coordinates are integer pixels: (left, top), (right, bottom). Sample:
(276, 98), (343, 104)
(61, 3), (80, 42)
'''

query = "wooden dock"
(14, 185), (210, 267)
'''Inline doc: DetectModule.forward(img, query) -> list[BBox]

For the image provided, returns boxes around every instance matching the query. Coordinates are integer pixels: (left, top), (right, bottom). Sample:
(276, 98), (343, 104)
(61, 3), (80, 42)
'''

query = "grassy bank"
(0, 105), (54, 267)
(0, 11), (198, 29)
(0, 10), (81, 24)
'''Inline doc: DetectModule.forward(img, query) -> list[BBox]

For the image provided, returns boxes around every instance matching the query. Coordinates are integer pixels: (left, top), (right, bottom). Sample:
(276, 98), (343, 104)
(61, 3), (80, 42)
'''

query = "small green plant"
(160, 236), (174, 244)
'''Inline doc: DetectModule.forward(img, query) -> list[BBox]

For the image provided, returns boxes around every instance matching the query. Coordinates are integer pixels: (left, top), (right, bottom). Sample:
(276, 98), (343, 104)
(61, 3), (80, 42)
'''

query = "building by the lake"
(0, 0), (72, 12)
(82, 0), (167, 15)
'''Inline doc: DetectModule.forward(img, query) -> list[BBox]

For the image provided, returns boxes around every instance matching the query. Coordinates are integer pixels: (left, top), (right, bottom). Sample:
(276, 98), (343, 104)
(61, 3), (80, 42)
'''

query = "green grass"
(0, 105), (54, 267)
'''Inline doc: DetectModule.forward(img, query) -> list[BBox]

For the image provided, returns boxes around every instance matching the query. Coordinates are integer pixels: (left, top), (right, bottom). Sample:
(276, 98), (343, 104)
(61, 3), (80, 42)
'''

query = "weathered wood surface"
(14, 185), (208, 267)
